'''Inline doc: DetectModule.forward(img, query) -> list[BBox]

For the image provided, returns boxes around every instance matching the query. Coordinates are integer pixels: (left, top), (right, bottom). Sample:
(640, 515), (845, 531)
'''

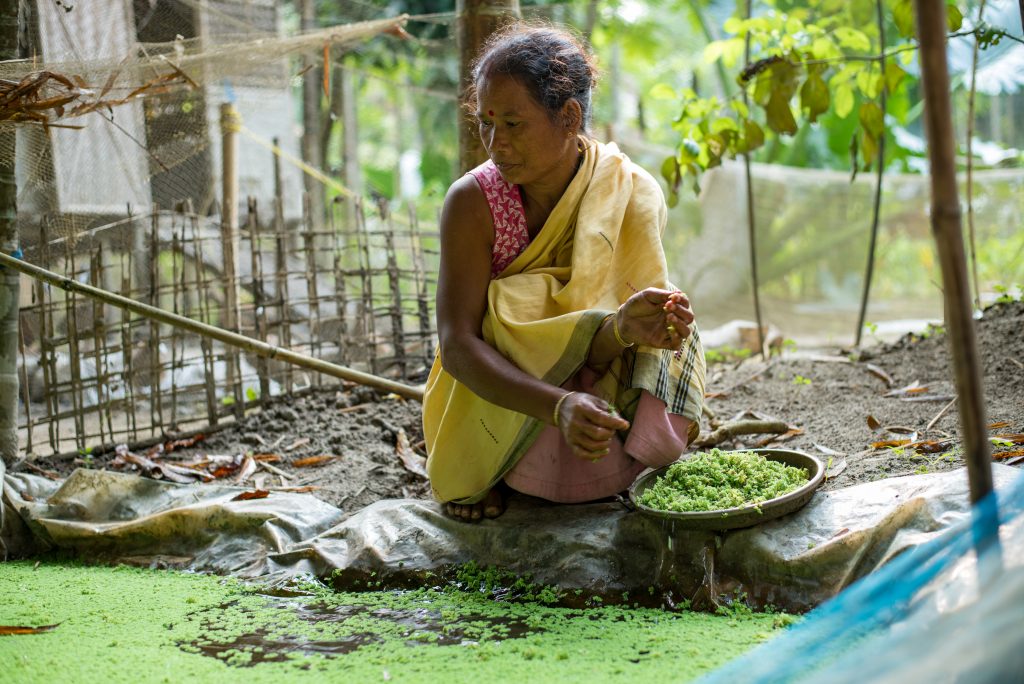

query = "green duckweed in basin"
(638, 449), (809, 513)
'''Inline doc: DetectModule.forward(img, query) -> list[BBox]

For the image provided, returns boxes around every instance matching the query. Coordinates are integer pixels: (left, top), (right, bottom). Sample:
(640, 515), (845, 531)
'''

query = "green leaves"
(893, 1), (963, 38)
(859, 101), (885, 169)
(766, 92), (798, 135)
(800, 71), (830, 123)
(893, 0), (915, 38)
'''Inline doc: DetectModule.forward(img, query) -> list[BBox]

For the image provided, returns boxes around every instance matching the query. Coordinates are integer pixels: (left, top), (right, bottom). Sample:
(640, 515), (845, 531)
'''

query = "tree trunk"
(300, 0), (325, 232)
(456, 0), (521, 173)
(914, 0), (992, 506)
(0, 0), (20, 466)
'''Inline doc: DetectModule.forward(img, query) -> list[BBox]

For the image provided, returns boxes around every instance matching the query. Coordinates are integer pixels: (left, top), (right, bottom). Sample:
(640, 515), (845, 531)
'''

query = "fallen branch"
(692, 420), (791, 449)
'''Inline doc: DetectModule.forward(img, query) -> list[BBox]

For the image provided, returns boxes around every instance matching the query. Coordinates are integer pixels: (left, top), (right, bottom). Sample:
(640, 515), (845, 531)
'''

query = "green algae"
(638, 449), (809, 513)
(0, 561), (788, 683)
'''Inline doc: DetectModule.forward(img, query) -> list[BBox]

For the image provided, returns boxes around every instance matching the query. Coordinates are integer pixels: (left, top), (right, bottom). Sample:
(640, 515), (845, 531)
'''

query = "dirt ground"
(43, 300), (1023, 512)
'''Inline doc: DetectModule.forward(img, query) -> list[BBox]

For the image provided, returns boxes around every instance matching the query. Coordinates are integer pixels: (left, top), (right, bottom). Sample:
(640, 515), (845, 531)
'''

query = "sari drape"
(424, 139), (705, 504)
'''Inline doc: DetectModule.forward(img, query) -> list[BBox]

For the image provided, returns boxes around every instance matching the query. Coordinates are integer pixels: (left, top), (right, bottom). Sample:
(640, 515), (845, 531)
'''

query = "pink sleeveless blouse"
(468, 160), (531, 278)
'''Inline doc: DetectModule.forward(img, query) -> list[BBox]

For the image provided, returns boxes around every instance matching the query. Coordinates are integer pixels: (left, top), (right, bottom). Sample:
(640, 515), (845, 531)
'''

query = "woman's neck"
(519, 143), (583, 223)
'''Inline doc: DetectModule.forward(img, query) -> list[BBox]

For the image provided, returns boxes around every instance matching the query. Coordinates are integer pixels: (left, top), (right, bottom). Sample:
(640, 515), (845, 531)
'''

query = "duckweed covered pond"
(0, 561), (790, 683)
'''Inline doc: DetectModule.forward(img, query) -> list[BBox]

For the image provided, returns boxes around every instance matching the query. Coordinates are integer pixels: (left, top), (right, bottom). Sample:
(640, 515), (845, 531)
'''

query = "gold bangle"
(553, 391), (576, 427)
(611, 312), (635, 348)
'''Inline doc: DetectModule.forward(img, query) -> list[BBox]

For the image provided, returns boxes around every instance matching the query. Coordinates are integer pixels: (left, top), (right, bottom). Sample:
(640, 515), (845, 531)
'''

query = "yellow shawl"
(424, 139), (705, 503)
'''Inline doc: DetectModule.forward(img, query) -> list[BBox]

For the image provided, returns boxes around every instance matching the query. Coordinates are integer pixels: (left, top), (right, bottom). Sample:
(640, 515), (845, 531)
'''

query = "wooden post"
(456, 0), (521, 173)
(914, 0), (993, 505)
(220, 102), (243, 415)
(0, 0), (19, 466)
(340, 60), (361, 229)
(300, 0), (326, 235)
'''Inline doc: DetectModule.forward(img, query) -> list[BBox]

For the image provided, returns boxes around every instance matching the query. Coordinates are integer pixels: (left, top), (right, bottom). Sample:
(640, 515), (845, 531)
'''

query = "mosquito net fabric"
(697, 467), (1024, 684)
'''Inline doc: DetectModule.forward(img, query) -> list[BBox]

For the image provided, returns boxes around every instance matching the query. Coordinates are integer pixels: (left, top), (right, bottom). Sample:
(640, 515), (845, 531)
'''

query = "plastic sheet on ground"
(3, 465), (1020, 611)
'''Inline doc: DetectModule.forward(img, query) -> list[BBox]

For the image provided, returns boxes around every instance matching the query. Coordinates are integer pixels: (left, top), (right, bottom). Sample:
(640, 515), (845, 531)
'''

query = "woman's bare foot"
(445, 487), (505, 522)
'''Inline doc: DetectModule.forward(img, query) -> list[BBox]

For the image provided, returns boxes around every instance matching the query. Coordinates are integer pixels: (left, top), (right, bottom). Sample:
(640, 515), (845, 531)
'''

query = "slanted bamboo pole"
(0, 252), (425, 401)
(914, 0), (992, 505)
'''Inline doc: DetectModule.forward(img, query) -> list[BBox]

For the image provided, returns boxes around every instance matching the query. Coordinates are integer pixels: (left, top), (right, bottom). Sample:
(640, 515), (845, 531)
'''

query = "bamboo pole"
(914, 0), (992, 505)
(0, 252), (425, 401)
(0, 0), (18, 466)
(854, 0), (889, 347)
(741, 0), (766, 358)
(220, 103), (243, 415)
(965, 0), (987, 312)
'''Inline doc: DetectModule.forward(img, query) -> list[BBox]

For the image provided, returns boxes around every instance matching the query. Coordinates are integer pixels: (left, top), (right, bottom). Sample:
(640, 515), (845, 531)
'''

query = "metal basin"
(628, 448), (825, 531)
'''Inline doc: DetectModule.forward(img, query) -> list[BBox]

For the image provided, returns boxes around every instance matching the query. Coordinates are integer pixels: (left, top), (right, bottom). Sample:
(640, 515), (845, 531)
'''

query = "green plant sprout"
(792, 374), (812, 385)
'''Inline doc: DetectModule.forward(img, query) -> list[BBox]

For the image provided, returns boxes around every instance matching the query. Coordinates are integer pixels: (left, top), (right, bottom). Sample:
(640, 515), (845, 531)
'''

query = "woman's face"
(475, 73), (577, 186)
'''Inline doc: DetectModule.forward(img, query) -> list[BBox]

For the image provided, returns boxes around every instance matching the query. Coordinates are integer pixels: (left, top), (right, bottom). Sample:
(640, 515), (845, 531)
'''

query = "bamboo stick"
(914, 0), (992, 505)
(63, 240), (85, 451)
(742, 0), (766, 359)
(355, 199), (378, 373)
(408, 203), (434, 366)
(854, 0), (888, 347)
(121, 222), (138, 440)
(302, 192), (322, 385)
(149, 211), (164, 431)
(220, 103), (243, 416)
(188, 203), (219, 427)
(383, 217), (406, 376)
(89, 246), (108, 446)
(0, 252), (426, 401)
(39, 222), (57, 451)
(248, 197), (271, 403)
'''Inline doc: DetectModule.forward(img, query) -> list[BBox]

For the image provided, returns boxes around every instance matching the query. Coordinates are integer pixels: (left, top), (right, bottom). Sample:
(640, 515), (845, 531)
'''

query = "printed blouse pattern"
(469, 161), (530, 278)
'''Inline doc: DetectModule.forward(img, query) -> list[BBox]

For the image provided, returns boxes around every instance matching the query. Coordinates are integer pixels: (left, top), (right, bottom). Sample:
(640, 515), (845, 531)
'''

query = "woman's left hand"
(616, 288), (694, 350)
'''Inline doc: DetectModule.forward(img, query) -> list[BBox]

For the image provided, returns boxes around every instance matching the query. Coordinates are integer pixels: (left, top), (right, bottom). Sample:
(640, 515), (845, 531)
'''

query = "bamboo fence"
(13, 198), (438, 458)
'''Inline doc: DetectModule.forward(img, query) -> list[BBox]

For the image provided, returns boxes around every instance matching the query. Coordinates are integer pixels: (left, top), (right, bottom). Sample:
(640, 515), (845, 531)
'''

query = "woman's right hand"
(555, 392), (631, 461)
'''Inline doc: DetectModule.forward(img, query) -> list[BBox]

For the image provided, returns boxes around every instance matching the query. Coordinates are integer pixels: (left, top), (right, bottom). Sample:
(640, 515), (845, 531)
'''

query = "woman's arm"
(436, 176), (627, 458)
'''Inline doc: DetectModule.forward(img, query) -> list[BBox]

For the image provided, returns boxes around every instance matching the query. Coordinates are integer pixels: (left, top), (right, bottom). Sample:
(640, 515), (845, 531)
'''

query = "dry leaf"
(251, 453), (282, 462)
(871, 439), (911, 449)
(864, 363), (894, 387)
(0, 623), (61, 635)
(830, 528), (851, 539)
(994, 434), (1024, 444)
(396, 429), (428, 479)
(988, 421), (1011, 429)
(907, 440), (952, 454)
(866, 415), (882, 430)
(235, 455), (257, 484)
(292, 454), (339, 468)
(231, 490), (270, 502)
(813, 444), (846, 457)
(884, 381), (927, 398)
(993, 448), (1024, 460)
(824, 457), (848, 479)
(210, 461), (241, 479)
